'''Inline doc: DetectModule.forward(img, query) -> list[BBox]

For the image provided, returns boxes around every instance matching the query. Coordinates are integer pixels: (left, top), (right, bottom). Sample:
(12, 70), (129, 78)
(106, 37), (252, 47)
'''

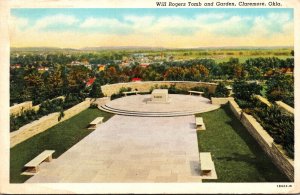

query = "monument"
(148, 89), (170, 104)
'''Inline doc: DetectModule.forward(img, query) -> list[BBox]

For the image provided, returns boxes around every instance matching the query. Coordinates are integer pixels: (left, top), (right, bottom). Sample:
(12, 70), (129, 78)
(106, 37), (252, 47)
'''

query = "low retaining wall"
(101, 81), (218, 97)
(10, 99), (91, 148)
(92, 97), (111, 106)
(211, 97), (234, 105)
(275, 101), (294, 115)
(254, 95), (272, 107)
(10, 101), (32, 116)
(10, 96), (66, 115)
(228, 100), (242, 119)
(228, 100), (294, 181)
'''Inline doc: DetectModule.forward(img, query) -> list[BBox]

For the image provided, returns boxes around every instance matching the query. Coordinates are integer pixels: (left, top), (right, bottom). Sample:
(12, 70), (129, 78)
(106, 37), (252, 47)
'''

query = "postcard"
(0, 0), (299, 194)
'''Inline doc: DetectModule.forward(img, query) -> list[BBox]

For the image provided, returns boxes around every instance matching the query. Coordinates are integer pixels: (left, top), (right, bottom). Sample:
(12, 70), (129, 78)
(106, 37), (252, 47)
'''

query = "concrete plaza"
(26, 115), (202, 183)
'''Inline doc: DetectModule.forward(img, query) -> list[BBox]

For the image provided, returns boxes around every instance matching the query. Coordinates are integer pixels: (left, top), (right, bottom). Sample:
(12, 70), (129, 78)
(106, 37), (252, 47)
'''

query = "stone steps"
(99, 105), (218, 117)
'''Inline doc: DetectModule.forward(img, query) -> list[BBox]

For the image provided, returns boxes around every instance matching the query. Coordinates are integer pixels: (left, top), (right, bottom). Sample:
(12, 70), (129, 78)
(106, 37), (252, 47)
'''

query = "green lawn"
(10, 108), (114, 183)
(196, 104), (290, 182)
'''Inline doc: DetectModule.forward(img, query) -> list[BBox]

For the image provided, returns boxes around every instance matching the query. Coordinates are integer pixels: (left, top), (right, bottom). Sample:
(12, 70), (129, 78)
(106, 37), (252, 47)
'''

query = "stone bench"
(23, 150), (55, 175)
(122, 91), (140, 96)
(88, 117), (104, 130)
(195, 117), (206, 130)
(188, 90), (204, 96)
(199, 152), (214, 176)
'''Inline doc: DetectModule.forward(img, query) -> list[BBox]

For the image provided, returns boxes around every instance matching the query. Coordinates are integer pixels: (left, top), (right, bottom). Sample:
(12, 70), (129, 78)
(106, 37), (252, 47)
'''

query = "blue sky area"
(10, 8), (294, 48)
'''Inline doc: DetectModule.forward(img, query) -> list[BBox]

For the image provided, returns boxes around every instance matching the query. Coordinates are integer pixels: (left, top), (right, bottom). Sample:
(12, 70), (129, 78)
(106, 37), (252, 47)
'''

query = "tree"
(233, 64), (244, 79)
(89, 80), (104, 98)
(266, 73), (294, 107)
(214, 82), (230, 97)
(197, 64), (209, 78)
(233, 80), (262, 101)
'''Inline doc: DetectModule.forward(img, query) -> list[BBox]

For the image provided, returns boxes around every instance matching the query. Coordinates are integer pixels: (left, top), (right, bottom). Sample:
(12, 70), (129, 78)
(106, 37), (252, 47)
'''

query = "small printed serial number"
(277, 184), (292, 187)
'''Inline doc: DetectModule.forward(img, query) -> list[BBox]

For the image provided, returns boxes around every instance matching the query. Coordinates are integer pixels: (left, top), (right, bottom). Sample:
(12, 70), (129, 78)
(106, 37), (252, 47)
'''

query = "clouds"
(10, 9), (294, 48)
(34, 14), (79, 30)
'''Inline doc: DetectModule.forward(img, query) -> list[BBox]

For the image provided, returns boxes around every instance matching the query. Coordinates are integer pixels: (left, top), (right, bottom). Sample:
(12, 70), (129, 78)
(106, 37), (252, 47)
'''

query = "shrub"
(191, 86), (210, 98)
(110, 93), (123, 100)
(38, 98), (64, 116)
(236, 99), (254, 109)
(10, 96), (85, 132)
(214, 82), (230, 97)
(10, 109), (39, 132)
(90, 103), (98, 109)
(233, 80), (262, 101)
(119, 87), (132, 93)
(89, 81), (104, 98)
(252, 104), (294, 158)
(159, 85), (169, 89)
(63, 94), (83, 109)
(167, 84), (187, 94)
(266, 73), (294, 107)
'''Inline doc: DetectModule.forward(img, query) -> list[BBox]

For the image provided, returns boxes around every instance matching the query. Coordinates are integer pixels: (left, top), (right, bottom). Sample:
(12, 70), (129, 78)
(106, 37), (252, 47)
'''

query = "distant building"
(98, 64), (106, 71)
(70, 61), (82, 66)
(140, 63), (150, 68)
(131, 78), (142, 82)
(84, 64), (92, 70)
(81, 59), (89, 65)
(86, 77), (96, 87)
(11, 64), (21, 69)
(120, 62), (131, 67)
(37, 66), (49, 71)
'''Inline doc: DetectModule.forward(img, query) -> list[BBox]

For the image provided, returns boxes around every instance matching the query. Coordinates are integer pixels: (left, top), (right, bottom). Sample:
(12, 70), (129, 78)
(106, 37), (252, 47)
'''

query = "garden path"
(26, 115), (202, 182)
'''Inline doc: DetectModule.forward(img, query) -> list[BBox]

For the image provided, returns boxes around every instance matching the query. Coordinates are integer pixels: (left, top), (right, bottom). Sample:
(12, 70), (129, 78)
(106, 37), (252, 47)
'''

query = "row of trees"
(93, 57), (293, 85)
(10, 52), (124, 68)
(10, 55), (294, 106)
(10, 65), (92, 105)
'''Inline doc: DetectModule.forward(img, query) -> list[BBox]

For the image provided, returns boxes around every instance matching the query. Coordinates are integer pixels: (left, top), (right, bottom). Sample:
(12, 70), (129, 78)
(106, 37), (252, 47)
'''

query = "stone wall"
(240, 112), (274, 147)
(228, 100), (242, 119)
(211, 97), (234, 105)
(275, 101), (294, 115)
(10, 96), (66, 114)
(91, 97), (111, 106)
(10, 99), (91, 148)
(228, 100), (294, 181)
(101, 81), (218, 96)
(10, 101), (33, 116)
(254, 95), (272, 107)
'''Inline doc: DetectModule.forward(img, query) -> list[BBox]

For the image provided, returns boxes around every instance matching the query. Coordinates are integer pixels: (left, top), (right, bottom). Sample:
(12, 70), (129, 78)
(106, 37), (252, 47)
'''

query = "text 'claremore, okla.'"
(156, 1), (281, 7)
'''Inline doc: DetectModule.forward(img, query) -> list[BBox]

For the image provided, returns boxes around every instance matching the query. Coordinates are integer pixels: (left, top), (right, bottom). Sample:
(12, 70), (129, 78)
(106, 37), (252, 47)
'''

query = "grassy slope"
(10, 108), (113, 183)
(197, 104), (289, 182)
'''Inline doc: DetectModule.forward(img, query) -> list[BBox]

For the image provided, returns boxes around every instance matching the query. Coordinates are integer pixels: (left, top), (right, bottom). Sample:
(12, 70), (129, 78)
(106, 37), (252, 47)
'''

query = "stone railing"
(101, 81), (218, 97)
(228, 100), (294, 181)
(10, 99), (91, 148)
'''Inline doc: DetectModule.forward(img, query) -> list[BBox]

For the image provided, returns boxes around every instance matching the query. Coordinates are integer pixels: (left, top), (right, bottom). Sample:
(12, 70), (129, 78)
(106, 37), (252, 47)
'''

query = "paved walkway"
(26, 115), (202, 183)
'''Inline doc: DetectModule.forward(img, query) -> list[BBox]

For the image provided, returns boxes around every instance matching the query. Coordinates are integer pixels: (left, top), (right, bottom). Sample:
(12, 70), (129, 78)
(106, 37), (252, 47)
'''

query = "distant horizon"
(11, 45), (294, 50)
(11, 8), (294, 48)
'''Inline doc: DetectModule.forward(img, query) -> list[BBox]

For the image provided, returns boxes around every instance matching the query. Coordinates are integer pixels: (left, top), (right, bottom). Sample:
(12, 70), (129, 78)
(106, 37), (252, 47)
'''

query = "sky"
(10, 8), (294, 48)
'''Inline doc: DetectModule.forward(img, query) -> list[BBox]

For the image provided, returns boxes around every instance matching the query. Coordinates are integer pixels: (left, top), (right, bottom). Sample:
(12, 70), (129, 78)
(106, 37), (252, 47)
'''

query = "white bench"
(199, 152), (214, 176)
(23, 150), (55, 175)
(88, 117), (104, 130)
(188, 90), (204, 96)
(122, 91), (140, 96)
(195, 117), (206, 130)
